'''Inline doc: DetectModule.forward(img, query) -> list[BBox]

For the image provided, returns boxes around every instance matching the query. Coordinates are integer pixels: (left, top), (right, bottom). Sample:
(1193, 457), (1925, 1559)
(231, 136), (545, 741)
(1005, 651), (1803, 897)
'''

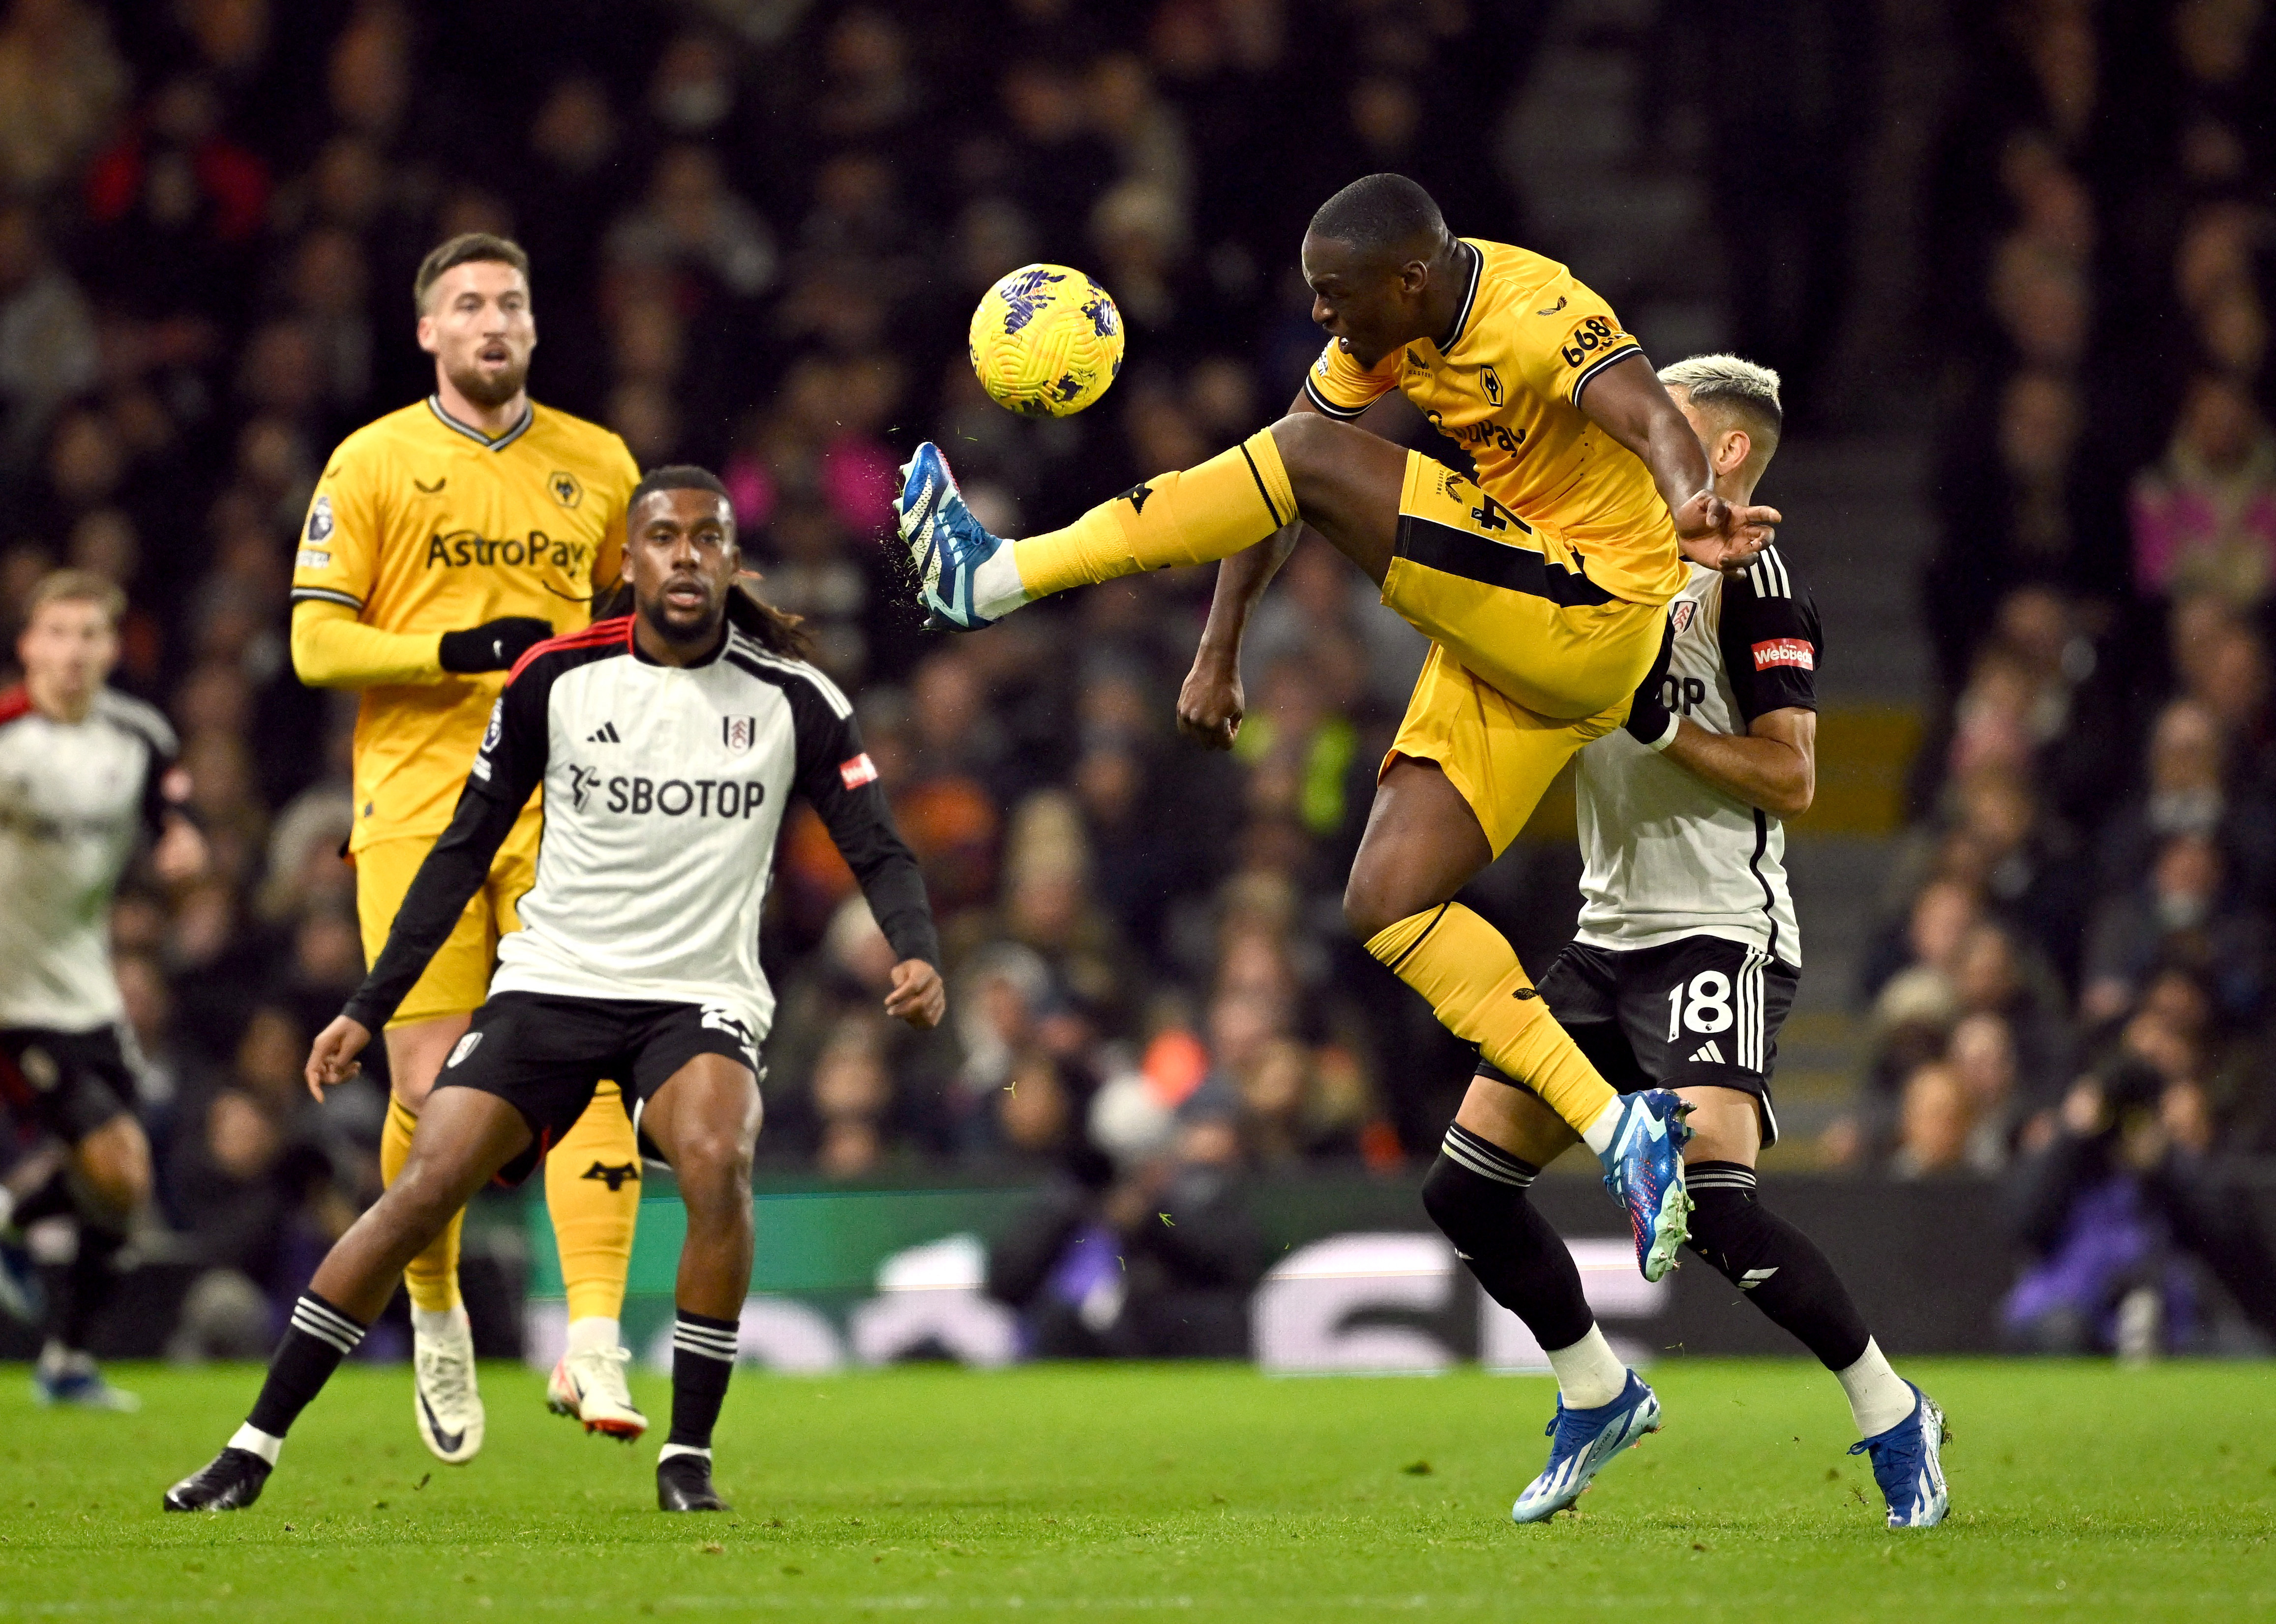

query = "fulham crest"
(1669, 600), (1696, 635)
(722, 715), (756, 753)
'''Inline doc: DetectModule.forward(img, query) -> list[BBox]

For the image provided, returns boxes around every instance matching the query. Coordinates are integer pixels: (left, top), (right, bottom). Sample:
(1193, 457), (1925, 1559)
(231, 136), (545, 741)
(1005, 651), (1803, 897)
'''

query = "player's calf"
(163, 1091), (531, 1509)
(1684, 1158), (1940, 1521)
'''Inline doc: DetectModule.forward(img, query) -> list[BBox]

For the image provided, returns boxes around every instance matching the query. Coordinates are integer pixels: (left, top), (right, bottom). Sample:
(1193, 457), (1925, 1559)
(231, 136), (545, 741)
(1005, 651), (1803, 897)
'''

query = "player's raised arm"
(1576, 354), (1780, 573)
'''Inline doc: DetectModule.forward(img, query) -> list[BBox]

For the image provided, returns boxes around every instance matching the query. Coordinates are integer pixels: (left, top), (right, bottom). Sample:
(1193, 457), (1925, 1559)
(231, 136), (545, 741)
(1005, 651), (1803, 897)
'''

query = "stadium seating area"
(1, 0), (2272, 1353)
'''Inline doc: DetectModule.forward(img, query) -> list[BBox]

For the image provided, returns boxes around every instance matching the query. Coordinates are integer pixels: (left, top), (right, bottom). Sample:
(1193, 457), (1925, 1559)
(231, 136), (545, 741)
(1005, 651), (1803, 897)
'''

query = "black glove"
(438, 617), (554, 674)
(1622, 619), (1679, 748)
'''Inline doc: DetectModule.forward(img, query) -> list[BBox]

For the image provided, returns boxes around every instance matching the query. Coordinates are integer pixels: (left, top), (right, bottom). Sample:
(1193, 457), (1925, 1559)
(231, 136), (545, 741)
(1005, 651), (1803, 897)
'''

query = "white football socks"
(229, 1422), (284, 1465)
(412, 1303), (470, 1342)
(658, 1443), (712, 1464)
(1544, 1324), (1628, 1410)
(1837, 1338), (1915, 1438)
(1579, 1097), (1623, 1159)
(970, 545), (1031, 621)
(566, 1316), (622, 1355)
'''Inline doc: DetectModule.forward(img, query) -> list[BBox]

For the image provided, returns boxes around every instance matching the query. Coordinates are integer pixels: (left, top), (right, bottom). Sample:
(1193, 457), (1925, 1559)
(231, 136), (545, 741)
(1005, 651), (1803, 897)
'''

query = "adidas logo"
(1688, 1041), (1724, 1065)
(1738, 1267), (1779, 1290)
(585, 722), (621, 743)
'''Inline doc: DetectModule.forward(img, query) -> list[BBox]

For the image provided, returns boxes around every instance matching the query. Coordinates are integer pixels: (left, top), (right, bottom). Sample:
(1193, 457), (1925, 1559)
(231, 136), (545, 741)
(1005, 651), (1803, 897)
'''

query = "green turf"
(1, 1360), (2273, 1619)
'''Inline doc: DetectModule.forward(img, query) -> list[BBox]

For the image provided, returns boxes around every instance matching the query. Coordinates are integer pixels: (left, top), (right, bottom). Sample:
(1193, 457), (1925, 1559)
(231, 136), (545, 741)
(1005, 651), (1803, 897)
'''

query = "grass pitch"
(1, 1359), (2272, 1620)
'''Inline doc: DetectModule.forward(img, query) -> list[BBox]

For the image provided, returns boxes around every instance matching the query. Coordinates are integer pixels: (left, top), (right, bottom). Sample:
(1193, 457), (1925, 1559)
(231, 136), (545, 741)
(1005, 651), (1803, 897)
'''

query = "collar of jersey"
(1436, 240), (1483, 355)
(629, 617), (730, 669)
(426, 394), (535, 451)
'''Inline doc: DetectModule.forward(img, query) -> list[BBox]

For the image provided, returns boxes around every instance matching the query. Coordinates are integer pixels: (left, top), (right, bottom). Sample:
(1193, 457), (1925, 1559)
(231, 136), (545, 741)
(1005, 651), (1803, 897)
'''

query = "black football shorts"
(0, 1025), (139, 1143)
(1475, 935), (1796, 1146)
(431, 992), (761, 1184)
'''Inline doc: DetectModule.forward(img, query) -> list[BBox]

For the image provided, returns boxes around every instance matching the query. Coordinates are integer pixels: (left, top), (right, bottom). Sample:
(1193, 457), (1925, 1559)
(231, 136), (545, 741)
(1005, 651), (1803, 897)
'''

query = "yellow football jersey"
(291, 396), (638, 849)
(1302, 238), (1688, 607)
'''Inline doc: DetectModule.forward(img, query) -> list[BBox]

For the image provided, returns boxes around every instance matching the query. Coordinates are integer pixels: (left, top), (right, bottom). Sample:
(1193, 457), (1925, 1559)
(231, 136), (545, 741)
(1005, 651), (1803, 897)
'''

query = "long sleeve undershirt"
(290, 599), (446, 688)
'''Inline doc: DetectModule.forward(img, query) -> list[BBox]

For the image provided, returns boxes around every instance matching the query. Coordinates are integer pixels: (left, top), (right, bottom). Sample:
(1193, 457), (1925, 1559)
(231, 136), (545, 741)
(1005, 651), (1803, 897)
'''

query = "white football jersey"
(0, 686), (175, 1030)
(1573, 547), (1820, 965)
(466, 618), (881, 1039)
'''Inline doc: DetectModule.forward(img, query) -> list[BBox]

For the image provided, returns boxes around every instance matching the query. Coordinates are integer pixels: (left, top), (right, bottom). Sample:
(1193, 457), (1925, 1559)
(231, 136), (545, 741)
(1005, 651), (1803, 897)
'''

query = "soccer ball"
(968, 264), (1124, 418)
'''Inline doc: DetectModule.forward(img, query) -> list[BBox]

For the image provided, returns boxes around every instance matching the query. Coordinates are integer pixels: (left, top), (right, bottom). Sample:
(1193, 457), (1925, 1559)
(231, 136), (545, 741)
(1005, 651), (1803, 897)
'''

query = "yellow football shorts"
(354, 804), (542, 1028)
(1379, 451), (1668, 855)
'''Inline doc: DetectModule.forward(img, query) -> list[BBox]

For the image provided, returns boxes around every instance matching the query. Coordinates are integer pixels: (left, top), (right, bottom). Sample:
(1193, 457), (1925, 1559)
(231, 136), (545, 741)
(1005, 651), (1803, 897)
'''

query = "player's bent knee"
(1268, 411), (1344, 488)
(671, 1134), (754, 1213)
(1341, 867), (1399, 944)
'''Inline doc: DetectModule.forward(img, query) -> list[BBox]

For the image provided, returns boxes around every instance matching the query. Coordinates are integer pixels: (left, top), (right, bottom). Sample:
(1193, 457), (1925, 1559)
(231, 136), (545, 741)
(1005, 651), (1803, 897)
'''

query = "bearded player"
(289, 233), (644, 1461)
(898, 174), (1778, 1280)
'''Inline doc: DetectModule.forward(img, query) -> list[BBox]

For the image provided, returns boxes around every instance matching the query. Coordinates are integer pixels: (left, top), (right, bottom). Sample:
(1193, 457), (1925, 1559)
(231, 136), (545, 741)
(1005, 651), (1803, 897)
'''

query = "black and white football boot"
(163, 1448), (272, 1512)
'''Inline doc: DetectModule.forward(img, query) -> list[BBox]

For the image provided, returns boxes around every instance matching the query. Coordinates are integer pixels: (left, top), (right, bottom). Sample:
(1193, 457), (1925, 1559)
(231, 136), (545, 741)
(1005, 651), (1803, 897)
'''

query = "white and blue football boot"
(1849, 1382), (1949, 1529)
(1510, 1370), (1662, 1524)
(895, 442), (1023, 631)
(1599, 1088), (1694, 1282)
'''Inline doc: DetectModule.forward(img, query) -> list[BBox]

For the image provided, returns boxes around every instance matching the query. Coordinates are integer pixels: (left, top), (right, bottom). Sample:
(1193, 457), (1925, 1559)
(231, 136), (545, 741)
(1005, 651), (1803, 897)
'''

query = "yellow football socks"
(1363, 902), (1619, 1133)
(1013, 428), (1295, 598)
(382, 1093), (463, 1314)
(544, 1083), (642, 1329)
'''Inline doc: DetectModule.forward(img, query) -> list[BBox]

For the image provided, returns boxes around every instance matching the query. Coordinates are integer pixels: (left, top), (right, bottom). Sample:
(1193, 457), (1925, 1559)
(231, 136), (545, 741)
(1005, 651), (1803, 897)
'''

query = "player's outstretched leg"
(164, 1090), (530, 1511)
(634, 1053), (762, 1514)
(895, 417), (1323, 631)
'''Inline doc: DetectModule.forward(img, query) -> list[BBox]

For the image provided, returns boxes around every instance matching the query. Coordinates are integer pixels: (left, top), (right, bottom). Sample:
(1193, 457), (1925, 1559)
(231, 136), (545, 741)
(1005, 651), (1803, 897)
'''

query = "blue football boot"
(34, 1350), (140, 1412)
(895, 442), (1018, 631)
(1849, 1381), (1948, 1529)
(1599, 1088), (1694, 1282)
(1510, 1370), (1662, 1524)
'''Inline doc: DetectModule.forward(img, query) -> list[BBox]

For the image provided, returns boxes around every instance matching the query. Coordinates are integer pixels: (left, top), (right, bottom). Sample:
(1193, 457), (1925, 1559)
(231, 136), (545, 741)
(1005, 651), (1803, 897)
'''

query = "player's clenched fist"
(1176, 650), (1245, 751)
(305, 1014), (373, 1098)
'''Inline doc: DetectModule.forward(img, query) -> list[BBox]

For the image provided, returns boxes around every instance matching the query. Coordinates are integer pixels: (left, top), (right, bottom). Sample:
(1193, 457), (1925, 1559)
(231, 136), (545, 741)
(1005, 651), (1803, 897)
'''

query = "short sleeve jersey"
(1573, 546), (1823, 962)
(1303, 239), (1689, 607)
(291, 397), (639, 849)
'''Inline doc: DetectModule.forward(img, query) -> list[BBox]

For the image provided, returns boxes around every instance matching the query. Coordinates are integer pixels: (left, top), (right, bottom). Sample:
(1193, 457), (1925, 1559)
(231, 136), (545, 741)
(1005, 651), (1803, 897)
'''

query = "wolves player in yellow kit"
(290, 234), (644, 1461)
(898, 175), (1777, 1280)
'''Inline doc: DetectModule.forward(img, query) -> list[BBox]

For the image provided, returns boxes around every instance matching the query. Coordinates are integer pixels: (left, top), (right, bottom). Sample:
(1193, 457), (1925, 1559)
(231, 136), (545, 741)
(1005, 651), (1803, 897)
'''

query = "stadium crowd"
(0, 0), (2273, 1354)
(1865, 0), (2276, 1349)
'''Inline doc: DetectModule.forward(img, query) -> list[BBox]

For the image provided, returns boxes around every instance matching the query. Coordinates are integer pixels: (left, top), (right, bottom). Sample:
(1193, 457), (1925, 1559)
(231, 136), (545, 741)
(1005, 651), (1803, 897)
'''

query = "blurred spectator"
(161, 1005), (370, 1353)
(1891, 1062), (1971, 1178)
(2003, 1059), (2276, 1355)
(0, 203), (97, 468)
(2131, 374), (2276, 609)
(985, 1115), (1265, 1358)
(0, 0), (125, 197)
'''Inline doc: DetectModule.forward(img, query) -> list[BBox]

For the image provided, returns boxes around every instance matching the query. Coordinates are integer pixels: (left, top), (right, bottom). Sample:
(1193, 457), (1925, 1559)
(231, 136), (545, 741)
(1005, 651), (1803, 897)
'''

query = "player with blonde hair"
(1, 571), (205, 1410)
